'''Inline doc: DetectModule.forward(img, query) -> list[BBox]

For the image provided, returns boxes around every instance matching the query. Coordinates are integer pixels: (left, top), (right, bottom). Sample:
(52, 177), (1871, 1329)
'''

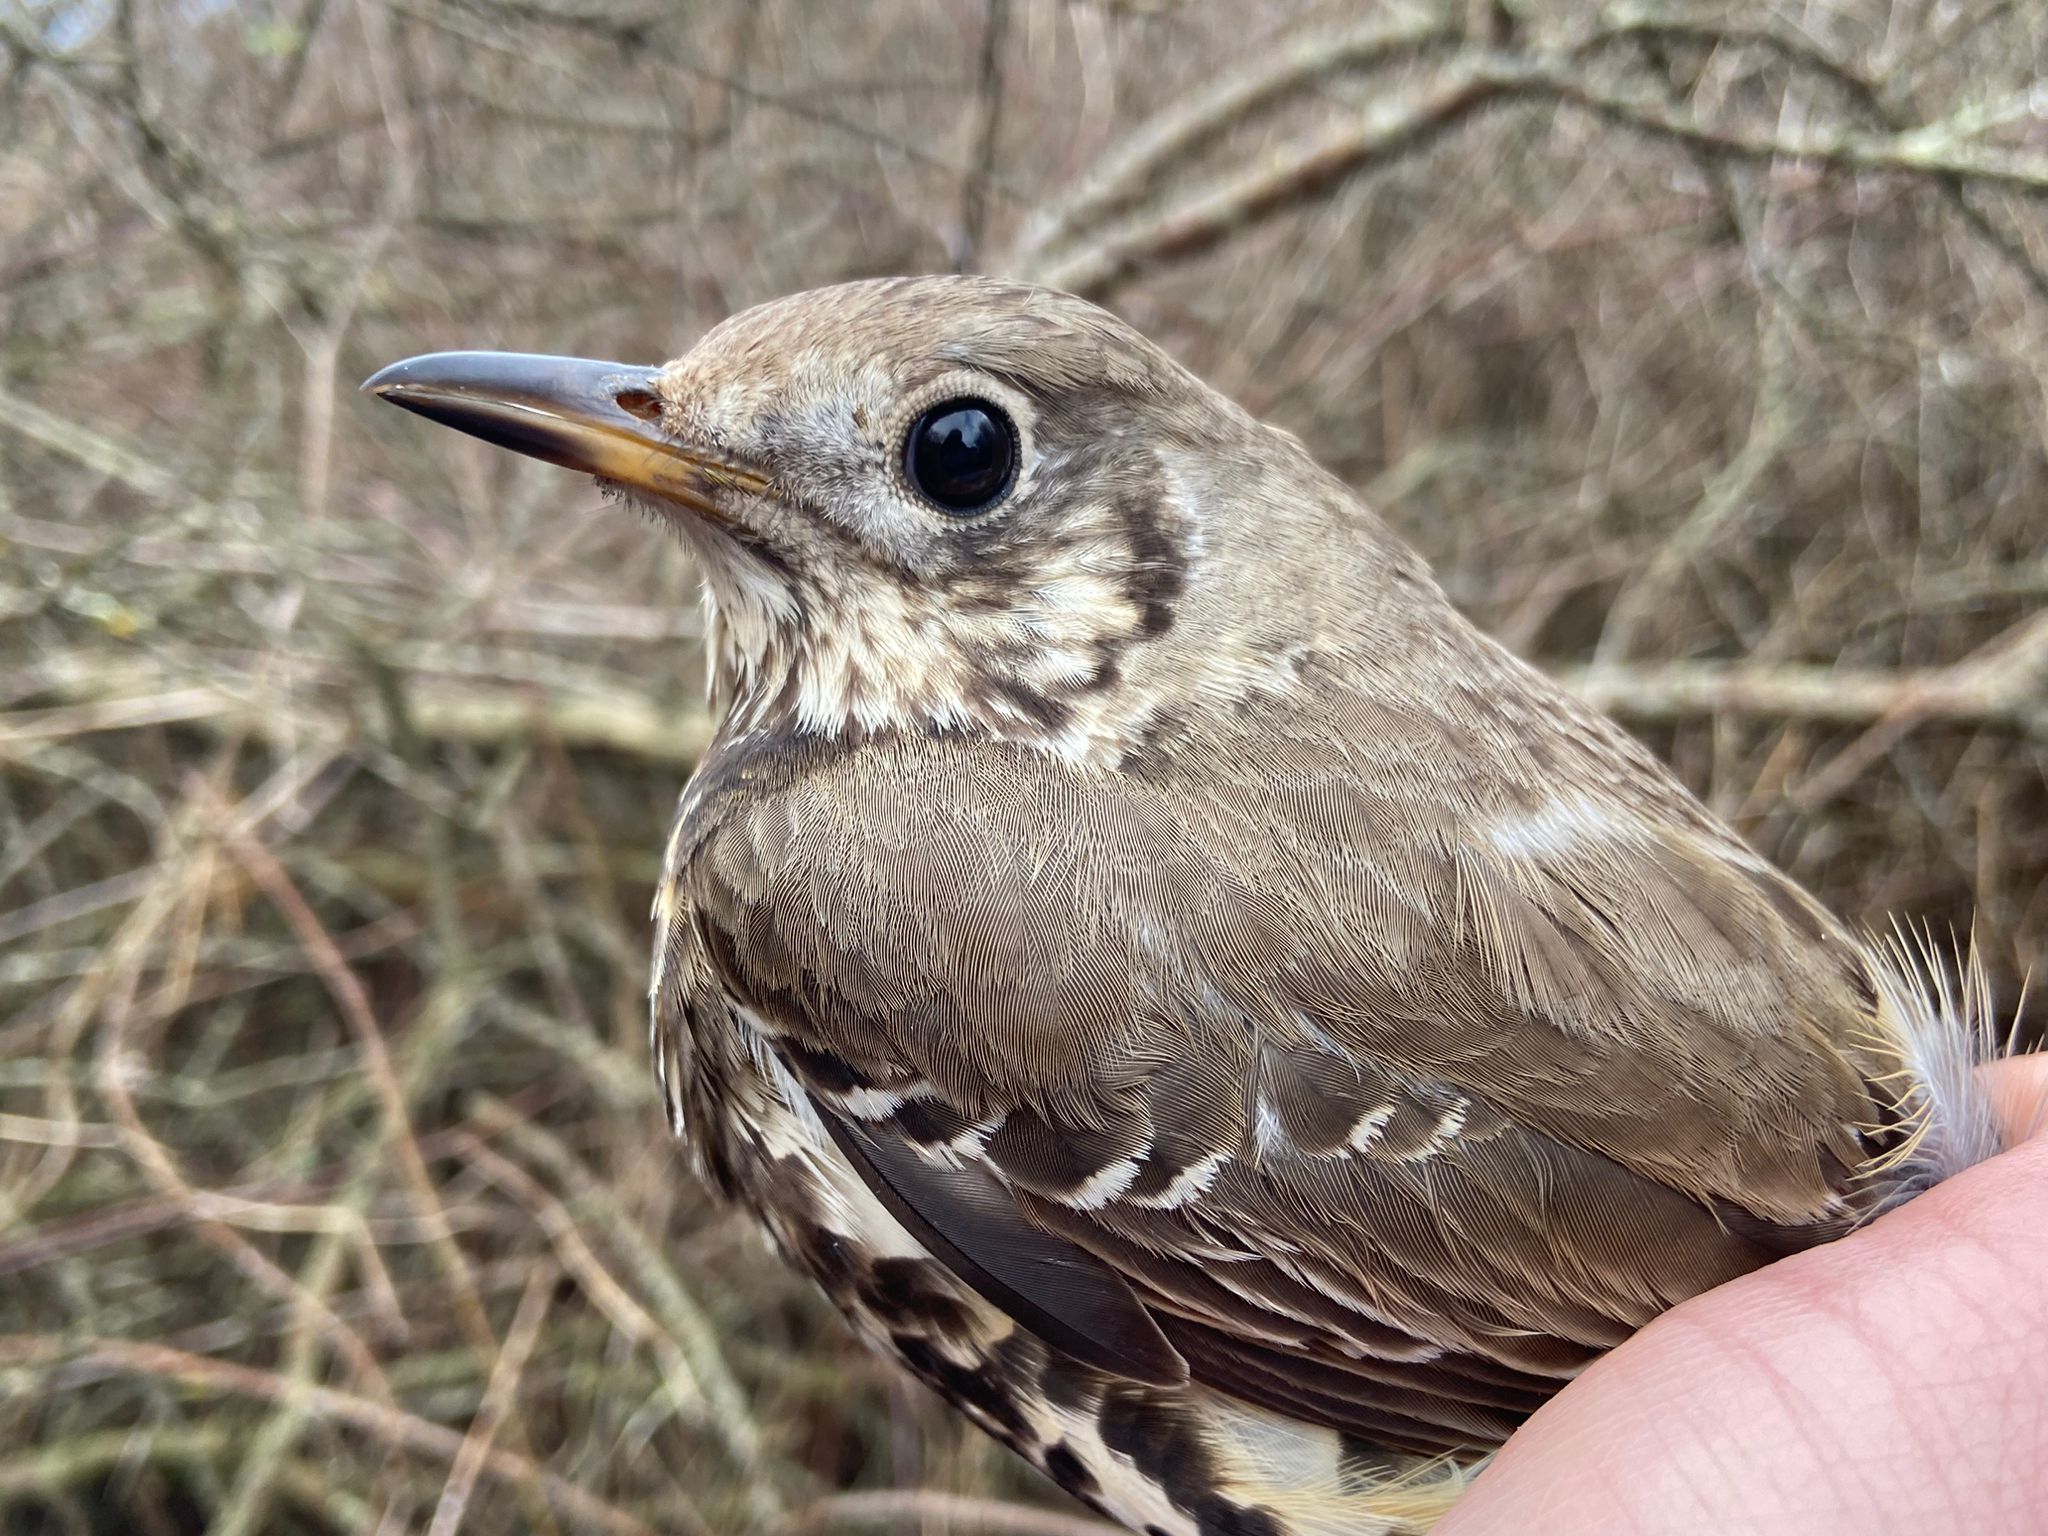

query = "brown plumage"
(366, 276), (2009, 1536)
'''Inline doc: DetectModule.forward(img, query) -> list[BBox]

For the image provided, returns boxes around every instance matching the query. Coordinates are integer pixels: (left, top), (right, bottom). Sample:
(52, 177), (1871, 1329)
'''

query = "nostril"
(615, 387), (664, 424)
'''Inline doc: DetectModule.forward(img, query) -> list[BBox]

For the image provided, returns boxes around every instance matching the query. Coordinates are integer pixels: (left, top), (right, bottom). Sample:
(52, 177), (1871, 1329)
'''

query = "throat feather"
(702, 563), (1153, 760)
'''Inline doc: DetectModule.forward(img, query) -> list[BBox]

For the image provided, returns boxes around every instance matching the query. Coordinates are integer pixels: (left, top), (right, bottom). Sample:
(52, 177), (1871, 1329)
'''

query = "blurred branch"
(1012, 11), (1458, 266)
(0, 654), (712, 762)
(425, 1259), (560, 1536)
(1787, 609), (2048, 805)
(392, 0), (1018, 188)
(1024, 20), (2048, 295)
(452, 1132), (722, 1428)
(10, 639), (2043, 778)
(1565, 610), (2048, 742)
(1594, 400), (1804, 664)
(957, 0), (1010, 267)
(778, 1490), (1121, 1536)
(0, 1335), (684, 1536)
(469, 1095), (778, 1491)
(1580, 13), (2048, 301)
(1564, 659), (2044, 736)
(0, 384), (190, 502)
(1026, 59), (1500, 294)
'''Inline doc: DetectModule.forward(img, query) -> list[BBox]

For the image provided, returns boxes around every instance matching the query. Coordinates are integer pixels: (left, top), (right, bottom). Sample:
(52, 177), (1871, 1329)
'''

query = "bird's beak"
(361, 351), (767, 516)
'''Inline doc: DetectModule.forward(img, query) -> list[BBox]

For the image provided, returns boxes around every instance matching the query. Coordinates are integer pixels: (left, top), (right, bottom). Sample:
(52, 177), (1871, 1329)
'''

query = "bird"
(365, 275), (2012, 1536)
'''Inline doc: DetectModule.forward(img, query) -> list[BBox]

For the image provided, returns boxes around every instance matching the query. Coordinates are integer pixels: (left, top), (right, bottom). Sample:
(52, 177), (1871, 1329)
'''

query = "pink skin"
(1439, 1056), (2048, 1536)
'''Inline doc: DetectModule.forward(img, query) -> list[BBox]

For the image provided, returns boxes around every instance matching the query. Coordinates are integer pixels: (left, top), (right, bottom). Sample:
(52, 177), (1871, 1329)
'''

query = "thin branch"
(79, 845), (397, 1404)
(1563, 612), (2048, 742)
(1010, 11), (1458, 266)
(778, 1490), (1121, 1536)
(0, 1335), (685, 1536)
(0, 655), (712, 764)
(0, 382), (191, 503)
(214, 807), (561, 1536)
(468, 1097), (773, 1482)
(427, 1259), (559, 1536)
(1026, 41), (2048, 295)
(957, 0), (1011, 268)
(1025, 60), (1509, 293)
(11, 640), (2044, 794)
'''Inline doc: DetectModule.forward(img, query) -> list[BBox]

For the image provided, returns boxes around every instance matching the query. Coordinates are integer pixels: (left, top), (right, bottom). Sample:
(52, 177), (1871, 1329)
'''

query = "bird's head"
(367, 275), (1432, 761)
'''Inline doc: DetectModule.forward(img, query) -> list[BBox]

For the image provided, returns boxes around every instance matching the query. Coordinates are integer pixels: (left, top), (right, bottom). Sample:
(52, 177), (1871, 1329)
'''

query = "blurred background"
(4, 0), (2047, 1532)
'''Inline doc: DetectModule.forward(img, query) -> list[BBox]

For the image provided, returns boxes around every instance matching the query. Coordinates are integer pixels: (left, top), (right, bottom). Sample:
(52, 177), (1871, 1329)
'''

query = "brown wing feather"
(676, 667), (1890, 1448)
(819, 1104), (1189, 1387)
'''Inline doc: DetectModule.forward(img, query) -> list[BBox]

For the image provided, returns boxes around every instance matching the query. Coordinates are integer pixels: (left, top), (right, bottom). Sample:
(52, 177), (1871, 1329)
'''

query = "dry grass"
(3, 1), (2046, 1531)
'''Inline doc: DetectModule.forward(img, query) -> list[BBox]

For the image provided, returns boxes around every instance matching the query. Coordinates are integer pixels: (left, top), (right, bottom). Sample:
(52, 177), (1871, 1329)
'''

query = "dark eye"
(904, 398), (1017, 515)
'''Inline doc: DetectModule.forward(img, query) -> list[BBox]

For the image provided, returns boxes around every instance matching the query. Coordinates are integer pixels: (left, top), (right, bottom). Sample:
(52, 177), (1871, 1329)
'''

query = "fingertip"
(1982, 1052), (2048, 1145)
(1438, 1082), (2048, 1536)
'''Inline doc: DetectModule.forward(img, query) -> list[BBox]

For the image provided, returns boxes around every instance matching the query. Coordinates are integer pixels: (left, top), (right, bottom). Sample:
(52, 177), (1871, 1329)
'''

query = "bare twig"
(468, 1097), (773, 1480)
(0, 383), (190, 503)
(779, 1489), (1121, 1536)
(215, 805), (562, 1536)
(14, 645), (2042, 775)
(1027, 37), (2048, 295)
(1564, 618), (2048, 741)
(1788, 610), (2048, 805)
(1, 654), (711, 763)
(0, 1335), (685, 1536)
(1011, 12), (1457, 266)
(427, 1259), (559, 1536)
(957, 0), (1011, 268)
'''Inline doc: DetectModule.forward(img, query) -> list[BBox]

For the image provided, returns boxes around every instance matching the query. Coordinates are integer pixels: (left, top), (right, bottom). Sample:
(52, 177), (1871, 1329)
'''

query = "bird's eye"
(904, 398), (1016, 515)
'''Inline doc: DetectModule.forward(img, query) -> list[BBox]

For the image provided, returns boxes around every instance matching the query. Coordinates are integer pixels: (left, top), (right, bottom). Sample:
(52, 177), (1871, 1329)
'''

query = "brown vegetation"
(3, 0), (2045, 1531)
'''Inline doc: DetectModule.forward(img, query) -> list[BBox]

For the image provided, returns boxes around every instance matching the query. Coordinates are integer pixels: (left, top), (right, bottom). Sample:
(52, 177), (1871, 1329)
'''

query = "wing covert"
(675, 708), (1887, 1450)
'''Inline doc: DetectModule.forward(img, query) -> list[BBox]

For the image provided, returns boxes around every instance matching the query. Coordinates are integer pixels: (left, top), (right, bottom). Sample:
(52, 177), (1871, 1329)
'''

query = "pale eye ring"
(903, 398), (1017, 515)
